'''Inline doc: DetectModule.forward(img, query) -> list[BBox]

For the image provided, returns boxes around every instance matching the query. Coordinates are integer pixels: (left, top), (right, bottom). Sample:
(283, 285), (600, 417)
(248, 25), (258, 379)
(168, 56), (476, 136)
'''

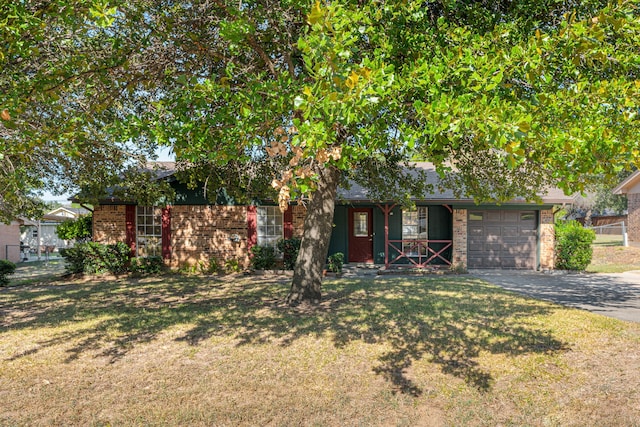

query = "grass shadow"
(1, 274), (568, 394)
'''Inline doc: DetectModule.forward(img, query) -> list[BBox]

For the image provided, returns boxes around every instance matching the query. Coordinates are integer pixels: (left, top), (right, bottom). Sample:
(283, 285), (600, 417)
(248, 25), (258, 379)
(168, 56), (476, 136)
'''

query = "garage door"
(467, 210), (538, 269)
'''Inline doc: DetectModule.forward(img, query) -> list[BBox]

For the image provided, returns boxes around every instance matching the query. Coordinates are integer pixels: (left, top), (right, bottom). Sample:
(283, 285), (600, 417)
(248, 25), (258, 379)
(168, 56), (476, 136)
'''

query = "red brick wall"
(93, 205), (127, 244)
(93, 204), (307, 269)
(169, 205), (250, 268)
(291, 205), (307, 238)
(628, 193), (640, 243)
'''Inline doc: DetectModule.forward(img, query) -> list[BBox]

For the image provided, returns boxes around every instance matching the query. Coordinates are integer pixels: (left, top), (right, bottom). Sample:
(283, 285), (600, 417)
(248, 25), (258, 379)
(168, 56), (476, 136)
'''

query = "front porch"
(327, 203), (457, 270)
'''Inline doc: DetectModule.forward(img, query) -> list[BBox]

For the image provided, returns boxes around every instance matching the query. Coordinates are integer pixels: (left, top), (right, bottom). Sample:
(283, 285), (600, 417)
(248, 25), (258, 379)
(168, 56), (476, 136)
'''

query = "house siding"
(0, 222), (22, 263)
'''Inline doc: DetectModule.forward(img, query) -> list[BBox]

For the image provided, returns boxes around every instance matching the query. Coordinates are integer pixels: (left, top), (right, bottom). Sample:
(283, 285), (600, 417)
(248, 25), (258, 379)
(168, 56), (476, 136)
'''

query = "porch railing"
(385, 239), (452, 269)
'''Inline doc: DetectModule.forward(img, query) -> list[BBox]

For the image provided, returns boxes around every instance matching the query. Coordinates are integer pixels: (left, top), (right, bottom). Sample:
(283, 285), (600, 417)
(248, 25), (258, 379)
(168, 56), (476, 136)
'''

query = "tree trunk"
(286, 164), (341, 305)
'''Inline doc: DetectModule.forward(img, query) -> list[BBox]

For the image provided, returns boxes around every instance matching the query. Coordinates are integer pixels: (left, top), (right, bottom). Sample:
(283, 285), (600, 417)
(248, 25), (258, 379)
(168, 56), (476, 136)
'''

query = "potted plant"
(326, 252), (344, 276)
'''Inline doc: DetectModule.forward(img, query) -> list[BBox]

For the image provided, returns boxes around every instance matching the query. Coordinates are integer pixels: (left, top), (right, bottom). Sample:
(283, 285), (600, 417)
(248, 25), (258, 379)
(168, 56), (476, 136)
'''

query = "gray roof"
(144, 161), (574, 206)
(337, 162), (574, 205)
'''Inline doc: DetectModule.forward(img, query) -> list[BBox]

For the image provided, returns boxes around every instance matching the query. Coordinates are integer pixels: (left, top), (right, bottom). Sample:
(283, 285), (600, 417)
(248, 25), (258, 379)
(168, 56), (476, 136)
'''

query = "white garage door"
(467, 210), (538, 269)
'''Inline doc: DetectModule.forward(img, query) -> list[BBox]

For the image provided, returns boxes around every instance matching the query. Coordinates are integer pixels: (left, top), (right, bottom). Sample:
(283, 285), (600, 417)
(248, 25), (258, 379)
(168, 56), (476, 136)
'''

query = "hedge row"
(60, 242), (163, 275)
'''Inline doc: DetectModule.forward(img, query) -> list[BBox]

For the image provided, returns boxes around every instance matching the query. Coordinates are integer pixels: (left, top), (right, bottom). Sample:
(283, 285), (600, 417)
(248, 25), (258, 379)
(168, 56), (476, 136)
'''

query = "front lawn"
(1, 273), (639, 426)
(587, 243), (640, 273)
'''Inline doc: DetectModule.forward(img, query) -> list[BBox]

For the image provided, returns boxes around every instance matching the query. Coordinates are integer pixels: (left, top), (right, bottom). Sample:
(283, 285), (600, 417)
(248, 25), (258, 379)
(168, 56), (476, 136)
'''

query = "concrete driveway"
(471, 270), (640, 323)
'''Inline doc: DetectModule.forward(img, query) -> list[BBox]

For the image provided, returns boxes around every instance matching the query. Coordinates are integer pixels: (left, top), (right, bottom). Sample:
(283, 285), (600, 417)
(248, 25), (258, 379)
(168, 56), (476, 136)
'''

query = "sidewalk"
(10, 259), (66, 282)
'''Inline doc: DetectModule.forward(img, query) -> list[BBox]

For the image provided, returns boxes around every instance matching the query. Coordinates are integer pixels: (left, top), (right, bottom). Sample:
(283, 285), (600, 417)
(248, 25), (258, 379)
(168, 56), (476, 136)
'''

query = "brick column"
(628, 194), (640, 243)
(539, 209), (555, 270)
(452, 209), (467, 268)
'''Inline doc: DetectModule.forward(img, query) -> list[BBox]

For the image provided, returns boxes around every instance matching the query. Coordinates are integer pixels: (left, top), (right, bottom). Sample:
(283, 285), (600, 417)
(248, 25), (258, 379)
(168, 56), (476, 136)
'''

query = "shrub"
(224, 258), (243, 273)
(555, 220), (596, 271)
(131, 256), (164, 275)
(327, 252), (344, 273)
(60, 242), (131, 275)
(198, 258), (221, 275)
(250, 245), (277, 270)
(0, 259), (16, 286)
(59, 246), (85, 274)
(277, 237), (301, 270)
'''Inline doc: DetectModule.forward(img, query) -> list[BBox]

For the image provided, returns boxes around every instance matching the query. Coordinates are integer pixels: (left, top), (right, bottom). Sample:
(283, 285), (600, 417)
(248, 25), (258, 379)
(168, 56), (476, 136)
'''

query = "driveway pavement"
(471, 270), (640, 323)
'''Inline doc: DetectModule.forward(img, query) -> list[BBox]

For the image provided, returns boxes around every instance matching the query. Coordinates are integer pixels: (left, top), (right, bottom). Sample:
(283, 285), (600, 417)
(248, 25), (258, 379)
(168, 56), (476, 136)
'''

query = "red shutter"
(161, 206), (171, 260)
(247, 205), (257, 250)
(284, 205), (293, 239)
(125, 205), (136, 257)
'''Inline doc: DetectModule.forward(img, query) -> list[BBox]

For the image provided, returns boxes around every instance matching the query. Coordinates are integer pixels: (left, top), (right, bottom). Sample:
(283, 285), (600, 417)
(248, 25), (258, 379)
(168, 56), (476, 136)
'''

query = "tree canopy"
(2, 0), (640, 301)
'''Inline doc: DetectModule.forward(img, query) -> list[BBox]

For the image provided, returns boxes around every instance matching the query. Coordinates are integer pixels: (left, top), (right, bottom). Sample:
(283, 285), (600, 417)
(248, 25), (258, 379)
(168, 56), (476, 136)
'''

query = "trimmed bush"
(277, 237), (301, 270)
(59, 246), (85, 274)
(250, 245), (277, 270)
(0, 259), (17, 286)
(131, 256), (164, 275)
(60, 242), (131, 275)
(555, 220), (596, 271)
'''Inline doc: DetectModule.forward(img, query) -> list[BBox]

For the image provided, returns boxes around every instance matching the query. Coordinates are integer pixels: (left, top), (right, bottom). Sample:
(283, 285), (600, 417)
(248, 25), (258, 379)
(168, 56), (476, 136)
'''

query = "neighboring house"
(613, 171), (640, 245)
(91, 162), (573, 270)
(0, 220), (23, 263)
(20, 206), (91, 253)
(47, 206), (91, 219)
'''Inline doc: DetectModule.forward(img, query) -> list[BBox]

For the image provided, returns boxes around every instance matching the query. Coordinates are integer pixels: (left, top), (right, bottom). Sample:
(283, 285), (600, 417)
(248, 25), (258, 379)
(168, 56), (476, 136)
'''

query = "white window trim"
(257, 206), (283, 251)
(136, 206), (162, 257)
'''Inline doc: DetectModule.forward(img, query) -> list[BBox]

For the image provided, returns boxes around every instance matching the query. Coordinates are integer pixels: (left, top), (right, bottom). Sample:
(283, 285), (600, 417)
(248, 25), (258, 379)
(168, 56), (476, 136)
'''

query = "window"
(353, 212), (369, 237)
(402, 207), (428, 255)
(469, 212), (484, 221)
(257, 206), (283, 250)
(520, 212), (535, 221)
(137, 206), (162, 257)
(32, 229), (38, 238)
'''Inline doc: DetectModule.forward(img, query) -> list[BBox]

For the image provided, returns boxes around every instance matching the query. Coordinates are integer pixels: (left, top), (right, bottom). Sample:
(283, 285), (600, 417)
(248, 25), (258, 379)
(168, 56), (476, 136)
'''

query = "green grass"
(1, 273), (639, 426)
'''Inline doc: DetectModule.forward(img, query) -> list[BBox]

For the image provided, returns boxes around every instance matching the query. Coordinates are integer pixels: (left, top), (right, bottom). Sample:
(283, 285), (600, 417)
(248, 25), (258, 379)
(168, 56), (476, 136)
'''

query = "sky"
(41, 146), (175, 203)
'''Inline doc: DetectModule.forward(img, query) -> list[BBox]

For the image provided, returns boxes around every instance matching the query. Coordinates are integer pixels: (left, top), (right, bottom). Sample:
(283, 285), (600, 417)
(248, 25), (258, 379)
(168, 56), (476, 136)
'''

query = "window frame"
(257, 206), (284, 252)
(136, 206), (163, 257)
(402, 207), (428, 256)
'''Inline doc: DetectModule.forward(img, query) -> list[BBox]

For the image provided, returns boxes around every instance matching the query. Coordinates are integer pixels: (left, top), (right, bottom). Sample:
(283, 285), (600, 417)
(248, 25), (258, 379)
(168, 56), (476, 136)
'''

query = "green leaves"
(4, 0), (640, 216)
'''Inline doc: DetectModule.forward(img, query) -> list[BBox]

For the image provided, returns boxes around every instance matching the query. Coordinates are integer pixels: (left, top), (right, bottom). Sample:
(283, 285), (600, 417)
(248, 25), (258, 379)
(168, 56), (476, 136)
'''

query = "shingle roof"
(338, 162), (574, 205)
(115, 161), (574, 205)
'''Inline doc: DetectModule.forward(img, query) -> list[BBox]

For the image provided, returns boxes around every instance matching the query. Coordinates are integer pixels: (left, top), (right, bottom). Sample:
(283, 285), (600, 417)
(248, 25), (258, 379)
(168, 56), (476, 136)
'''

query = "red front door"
(348, 208), (374, 263)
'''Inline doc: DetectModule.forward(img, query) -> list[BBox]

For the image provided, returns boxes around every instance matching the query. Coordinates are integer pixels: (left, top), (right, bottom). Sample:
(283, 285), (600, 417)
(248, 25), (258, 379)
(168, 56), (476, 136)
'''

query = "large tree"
(2, 0), (640, 303)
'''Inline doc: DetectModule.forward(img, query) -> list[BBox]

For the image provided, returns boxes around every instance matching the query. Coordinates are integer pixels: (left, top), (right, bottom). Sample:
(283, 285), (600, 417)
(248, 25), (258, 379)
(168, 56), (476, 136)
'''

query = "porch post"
(384, 204), (389, 268)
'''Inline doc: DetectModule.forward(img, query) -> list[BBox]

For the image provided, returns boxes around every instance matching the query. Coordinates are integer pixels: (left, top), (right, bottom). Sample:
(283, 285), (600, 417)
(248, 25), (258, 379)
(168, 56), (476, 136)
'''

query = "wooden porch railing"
(386, 239), (452, 269)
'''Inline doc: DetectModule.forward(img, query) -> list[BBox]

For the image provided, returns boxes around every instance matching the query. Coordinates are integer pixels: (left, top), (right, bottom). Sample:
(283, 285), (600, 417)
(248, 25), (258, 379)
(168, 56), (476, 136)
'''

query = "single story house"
(20, 206), (91, 254)
(613, 171), (640, 245)
(90, 162), (572, 270)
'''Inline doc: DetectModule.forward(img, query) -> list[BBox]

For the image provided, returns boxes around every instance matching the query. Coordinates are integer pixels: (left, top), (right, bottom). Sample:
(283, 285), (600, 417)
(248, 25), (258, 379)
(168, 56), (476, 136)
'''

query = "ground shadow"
(1, 274), (568, 394)
(472, 270), (640, 322)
